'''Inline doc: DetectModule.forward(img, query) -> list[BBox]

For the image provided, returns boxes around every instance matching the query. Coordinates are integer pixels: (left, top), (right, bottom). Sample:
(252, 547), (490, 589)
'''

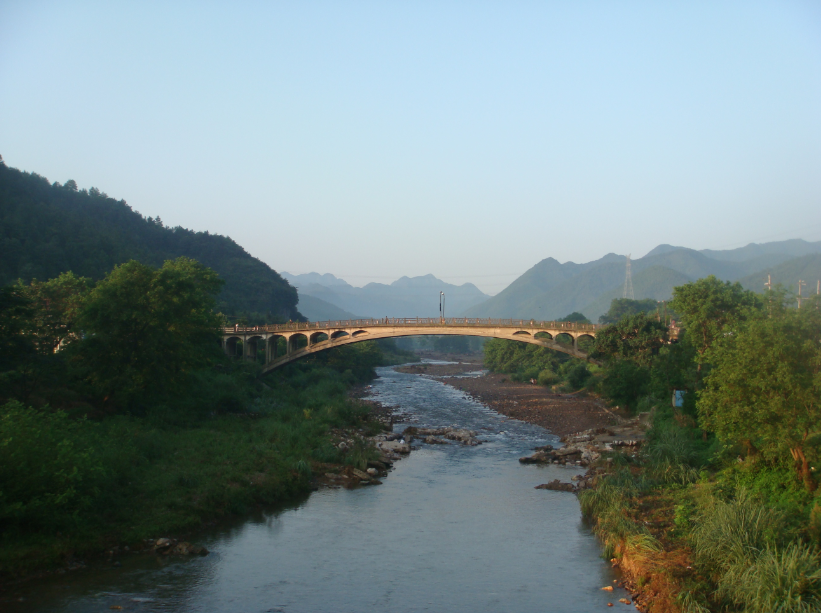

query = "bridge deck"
(223, 317), (601, 335)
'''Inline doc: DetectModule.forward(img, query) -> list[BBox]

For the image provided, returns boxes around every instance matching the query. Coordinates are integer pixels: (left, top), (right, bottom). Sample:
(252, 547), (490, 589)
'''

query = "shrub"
(537, 368), (558, 386)
(0, 401), (105, 530)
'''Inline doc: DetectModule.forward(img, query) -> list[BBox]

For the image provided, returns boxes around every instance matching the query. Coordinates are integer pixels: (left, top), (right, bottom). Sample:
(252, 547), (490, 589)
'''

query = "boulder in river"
(378, 441), (410, 454)
(519, 450), (555, 464)
(534, 480), (576, 492)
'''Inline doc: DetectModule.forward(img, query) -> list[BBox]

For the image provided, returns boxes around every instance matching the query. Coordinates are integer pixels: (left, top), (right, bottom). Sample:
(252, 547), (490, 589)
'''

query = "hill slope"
(0, 161), (299, 320)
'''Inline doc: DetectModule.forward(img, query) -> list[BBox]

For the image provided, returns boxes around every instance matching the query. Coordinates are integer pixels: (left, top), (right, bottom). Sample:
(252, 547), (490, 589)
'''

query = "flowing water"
(5, 361), (633, 612)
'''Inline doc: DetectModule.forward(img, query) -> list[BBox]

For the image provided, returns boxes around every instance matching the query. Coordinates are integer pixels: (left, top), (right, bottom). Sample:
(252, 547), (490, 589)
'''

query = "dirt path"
(397, 360), (620, 437)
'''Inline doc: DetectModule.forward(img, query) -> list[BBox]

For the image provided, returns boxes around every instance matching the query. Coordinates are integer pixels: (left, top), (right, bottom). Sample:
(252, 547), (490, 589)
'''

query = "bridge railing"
(223, 318), (602, 335)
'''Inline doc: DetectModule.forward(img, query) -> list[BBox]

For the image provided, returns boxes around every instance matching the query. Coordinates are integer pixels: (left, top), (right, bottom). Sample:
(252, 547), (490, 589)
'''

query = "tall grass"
(718, 541), (821, 612)
(690, 489), (786, 573)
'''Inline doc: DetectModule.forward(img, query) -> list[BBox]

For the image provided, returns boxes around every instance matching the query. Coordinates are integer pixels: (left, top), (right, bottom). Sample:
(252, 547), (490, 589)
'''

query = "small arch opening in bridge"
(576, 334), (596, 353)
(246, 335), (265, 361)
(512, 331), (531, 337)
(224, 336), (241, 357)
(267, 335), (286, 361)
(289, 333), (308, 353)
(534, 331), (553, 341)
(554, 332), (574, 346)
(352, 330), (368, 337)
(330, 331), (349, 340)
(310, 332), (329, 345)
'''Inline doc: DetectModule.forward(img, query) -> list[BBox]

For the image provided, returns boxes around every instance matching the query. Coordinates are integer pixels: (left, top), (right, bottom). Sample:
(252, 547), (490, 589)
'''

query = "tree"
(15, 272), (91, 354)
(599, 298), (658, 324)
(670, 276), (760, 369)
(559, 311), (591, 324)
(72, 258), (224, 407)
(698, 297), (821, 491)
(600, 360), (651, 412)
(592, 312), (669, 367)
(0, 287), (36, 400)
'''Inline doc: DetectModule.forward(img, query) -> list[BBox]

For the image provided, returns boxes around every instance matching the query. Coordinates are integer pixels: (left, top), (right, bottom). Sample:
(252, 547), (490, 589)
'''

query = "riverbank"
(397, 359), (621, 436)
(395, 358), (683, 612)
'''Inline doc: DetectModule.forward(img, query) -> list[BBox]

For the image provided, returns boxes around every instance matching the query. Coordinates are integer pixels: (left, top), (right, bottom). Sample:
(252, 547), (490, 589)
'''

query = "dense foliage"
(598, 298), (659, 324)
(0, 258), (413, 575)
(0, 159), (299, 321)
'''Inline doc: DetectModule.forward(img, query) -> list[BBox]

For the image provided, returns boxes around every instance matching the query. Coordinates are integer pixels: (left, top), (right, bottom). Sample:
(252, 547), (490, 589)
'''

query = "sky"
(2, 1), (820, 295)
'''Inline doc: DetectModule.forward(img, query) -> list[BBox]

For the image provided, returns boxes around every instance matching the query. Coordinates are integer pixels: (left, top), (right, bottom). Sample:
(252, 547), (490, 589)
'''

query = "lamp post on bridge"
(440, 291), (445, 322)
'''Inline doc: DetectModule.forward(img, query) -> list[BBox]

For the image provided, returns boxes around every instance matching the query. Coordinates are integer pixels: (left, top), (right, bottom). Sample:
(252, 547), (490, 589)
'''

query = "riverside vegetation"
(485, 279), (821, 612)
(0, 258), (414, 578)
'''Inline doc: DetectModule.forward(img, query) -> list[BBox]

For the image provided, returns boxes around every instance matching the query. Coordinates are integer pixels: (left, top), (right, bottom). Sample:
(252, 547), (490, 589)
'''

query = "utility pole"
(439, 291), (445, 321)
(798, 280), (806, 309)
(765, 274), (772, 292)
(623, 254), (634, 300)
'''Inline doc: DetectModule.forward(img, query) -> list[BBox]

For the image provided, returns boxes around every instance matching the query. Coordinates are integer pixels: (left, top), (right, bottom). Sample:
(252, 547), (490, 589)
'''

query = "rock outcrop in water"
(403, 426), (482, 446)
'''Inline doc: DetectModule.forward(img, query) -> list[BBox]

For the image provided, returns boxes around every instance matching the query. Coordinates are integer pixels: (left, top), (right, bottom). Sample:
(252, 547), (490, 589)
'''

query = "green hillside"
(737, 253), (821, 297)
(579, 266), (694, 321)
(0, 161), (299, 320)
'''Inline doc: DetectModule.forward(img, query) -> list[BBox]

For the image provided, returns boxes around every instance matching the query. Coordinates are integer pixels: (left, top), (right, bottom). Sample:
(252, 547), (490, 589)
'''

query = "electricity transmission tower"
(623, 254), (634, 300)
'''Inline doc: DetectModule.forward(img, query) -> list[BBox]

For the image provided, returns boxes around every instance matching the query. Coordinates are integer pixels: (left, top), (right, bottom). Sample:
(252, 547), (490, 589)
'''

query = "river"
(6, 361), (633, 612)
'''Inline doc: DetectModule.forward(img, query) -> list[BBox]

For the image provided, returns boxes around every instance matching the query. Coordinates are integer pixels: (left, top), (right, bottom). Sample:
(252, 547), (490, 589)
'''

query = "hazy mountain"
(281, 271), (352, 288)
(295, 294), (361, 321)
(646, 239), (821, 263)
(579, 266), (694, 321)
(464, 240), (821, 321)
(699, 239), (821, 262)
(284, 272), (489, 318)
(737, 253), (821, 296)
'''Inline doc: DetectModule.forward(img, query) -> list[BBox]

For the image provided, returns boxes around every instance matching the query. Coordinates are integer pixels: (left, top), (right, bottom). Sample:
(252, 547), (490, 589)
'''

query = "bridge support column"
(265, 338), (275, 364)
(573, 336), (579, 352)
(244, 337), (255, 361)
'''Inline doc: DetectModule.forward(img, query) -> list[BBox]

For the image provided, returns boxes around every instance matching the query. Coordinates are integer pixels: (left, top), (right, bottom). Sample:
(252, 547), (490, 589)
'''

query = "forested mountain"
(464, 240), (821, 321)
(282, 272), (489, 318)
(0, 160), (299, 321)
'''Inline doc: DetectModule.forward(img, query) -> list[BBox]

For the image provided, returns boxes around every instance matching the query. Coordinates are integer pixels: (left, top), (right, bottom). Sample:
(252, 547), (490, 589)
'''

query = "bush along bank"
(491, 283), (821, 612)
(0, 260), (417, 580)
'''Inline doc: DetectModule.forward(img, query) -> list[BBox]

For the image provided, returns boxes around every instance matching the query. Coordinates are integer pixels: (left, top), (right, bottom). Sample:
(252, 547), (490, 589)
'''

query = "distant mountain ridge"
(463, 239), (821, 321)
(282, 272), (489, 318)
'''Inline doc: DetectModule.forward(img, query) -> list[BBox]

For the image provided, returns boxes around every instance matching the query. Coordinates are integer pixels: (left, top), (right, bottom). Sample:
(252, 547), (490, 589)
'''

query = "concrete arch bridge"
(222, 318), (603, 373)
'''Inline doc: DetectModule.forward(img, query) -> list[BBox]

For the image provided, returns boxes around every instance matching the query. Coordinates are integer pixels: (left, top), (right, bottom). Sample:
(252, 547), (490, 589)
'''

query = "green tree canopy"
(698, 296), (821, 491)
(592, 312), (669, 367)
(72, 257), (224, 407)
(559, 311), (591, 324)
(598, 298), (658, 324)
(15, 272), (91, 354)
(670, 275), (761, 368)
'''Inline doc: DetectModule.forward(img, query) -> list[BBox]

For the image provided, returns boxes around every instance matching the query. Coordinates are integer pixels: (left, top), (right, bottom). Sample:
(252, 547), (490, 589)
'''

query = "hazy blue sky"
(2, 1), (820, 293)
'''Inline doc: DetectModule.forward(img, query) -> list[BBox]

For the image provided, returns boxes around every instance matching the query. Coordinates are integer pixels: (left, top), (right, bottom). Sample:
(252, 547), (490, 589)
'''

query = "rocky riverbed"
(397, 359), (623, 436)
